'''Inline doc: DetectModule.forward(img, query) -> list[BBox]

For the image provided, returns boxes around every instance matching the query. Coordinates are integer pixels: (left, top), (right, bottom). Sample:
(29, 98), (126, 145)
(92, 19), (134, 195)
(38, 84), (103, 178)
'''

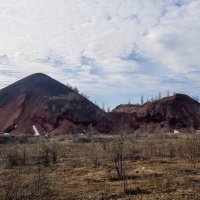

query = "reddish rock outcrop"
(112, 94), (200, 133)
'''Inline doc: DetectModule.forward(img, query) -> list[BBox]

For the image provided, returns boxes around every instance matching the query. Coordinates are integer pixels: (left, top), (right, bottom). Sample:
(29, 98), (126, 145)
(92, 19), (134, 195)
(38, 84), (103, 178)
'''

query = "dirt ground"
(0, 133), (200, 200)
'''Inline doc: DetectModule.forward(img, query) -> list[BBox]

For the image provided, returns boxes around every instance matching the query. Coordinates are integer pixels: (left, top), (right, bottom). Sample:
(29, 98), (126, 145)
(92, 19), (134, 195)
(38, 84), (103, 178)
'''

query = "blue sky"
(0, 0), (199, 108)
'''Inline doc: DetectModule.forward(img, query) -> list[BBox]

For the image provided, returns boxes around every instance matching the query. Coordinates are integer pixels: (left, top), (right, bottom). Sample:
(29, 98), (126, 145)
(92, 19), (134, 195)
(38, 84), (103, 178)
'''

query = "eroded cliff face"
(111, 94), (200, 133)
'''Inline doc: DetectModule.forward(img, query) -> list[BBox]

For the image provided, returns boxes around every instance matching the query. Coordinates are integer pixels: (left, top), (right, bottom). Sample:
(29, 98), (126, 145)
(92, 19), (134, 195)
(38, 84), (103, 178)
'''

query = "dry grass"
(0, 133), (200, 199)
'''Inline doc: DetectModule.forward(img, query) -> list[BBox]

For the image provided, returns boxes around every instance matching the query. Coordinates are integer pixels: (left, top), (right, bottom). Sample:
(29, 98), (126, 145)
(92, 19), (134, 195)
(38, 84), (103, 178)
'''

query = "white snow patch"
(174, 130), (180, 134)
(33, 125), (40, 136)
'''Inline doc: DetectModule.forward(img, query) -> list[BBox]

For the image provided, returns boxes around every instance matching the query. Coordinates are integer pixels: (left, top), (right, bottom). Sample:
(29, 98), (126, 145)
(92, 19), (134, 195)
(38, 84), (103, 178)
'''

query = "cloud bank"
(0, 0), (199, 107)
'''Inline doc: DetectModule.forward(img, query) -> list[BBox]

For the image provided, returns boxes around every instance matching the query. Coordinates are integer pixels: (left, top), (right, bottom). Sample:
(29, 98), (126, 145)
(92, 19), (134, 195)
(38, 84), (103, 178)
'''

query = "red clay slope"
(0, 73), (107, 135)
(111, 94), (200, 133)
(1, 73), (199, 135)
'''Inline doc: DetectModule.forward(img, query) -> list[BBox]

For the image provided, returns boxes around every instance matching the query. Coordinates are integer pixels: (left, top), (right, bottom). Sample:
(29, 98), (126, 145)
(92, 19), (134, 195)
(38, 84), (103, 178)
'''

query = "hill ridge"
(0, 73), (106, 135)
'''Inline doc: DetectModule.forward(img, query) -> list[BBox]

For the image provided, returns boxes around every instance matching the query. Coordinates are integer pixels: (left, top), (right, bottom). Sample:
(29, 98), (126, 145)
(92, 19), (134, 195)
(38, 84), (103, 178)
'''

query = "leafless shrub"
(149, 173), (176, 193)
(51, 143), (59, 164)
(4, 176), (36, 200)
(6, 147), (27, 168)
(42, 146), (51, 167)
(3, 172), (57, 200)
(88, 144), (102, 168)
(107, 126), (128, 193)
(36, 141), (61, 167)
(176, 134), (200, 163)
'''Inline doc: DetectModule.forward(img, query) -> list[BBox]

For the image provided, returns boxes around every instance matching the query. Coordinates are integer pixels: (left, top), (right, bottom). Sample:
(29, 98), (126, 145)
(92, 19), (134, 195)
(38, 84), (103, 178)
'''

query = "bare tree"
(73, 86), (79, 93)
(107, 107), (111, 113)
(150, 96), (154, 102)
(110, 125), (128, 193)
(193, 96), (199, 102)
(166, 90), (170, 97)
(102, 102), (105, 111)
(158, 92), (162, 100)
(140, 96), (144, 105)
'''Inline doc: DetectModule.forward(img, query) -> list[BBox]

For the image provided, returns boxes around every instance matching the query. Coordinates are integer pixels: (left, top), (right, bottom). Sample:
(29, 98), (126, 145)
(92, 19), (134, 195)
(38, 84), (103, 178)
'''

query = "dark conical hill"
(0, 73), (106, 135)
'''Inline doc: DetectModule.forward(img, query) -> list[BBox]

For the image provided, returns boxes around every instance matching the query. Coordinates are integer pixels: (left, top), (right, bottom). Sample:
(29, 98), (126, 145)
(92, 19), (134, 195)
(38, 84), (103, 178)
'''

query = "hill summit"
(0, 73), (106, 135)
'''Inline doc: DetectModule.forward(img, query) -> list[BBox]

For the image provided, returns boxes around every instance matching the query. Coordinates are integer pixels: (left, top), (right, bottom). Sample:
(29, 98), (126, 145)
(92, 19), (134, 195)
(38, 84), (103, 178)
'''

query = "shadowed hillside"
(0, 73), (107, 135)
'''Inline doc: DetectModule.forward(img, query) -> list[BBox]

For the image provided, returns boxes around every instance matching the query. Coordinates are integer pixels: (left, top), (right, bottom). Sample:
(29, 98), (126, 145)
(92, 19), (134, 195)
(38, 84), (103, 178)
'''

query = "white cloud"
(140, 0), (200, 73)
(0, 0), (199, 106)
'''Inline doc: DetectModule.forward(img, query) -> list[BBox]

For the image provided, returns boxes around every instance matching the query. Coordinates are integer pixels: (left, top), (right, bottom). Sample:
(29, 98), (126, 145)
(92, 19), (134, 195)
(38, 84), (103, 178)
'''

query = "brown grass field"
(0, 133), (200, 200)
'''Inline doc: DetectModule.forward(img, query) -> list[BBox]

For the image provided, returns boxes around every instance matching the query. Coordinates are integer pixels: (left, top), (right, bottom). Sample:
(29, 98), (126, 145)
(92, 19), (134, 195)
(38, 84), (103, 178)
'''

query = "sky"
(0, 0), (199, 108)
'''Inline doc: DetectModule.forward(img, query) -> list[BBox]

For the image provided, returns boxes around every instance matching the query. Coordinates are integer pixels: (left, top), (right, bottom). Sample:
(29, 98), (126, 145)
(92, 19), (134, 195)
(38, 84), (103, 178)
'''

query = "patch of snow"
(33, 125), (40, 136)
(174, 130), (180, 134)
(4, 133), (9, 136)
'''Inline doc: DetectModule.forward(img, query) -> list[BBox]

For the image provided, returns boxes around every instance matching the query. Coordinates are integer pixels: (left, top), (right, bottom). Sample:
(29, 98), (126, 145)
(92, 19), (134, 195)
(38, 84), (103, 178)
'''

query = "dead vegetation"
(0, 133), (200, 199)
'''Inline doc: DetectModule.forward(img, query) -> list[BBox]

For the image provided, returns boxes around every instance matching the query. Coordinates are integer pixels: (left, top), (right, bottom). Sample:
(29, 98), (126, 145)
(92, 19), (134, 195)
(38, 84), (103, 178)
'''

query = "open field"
(0, 133), (200, 200)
